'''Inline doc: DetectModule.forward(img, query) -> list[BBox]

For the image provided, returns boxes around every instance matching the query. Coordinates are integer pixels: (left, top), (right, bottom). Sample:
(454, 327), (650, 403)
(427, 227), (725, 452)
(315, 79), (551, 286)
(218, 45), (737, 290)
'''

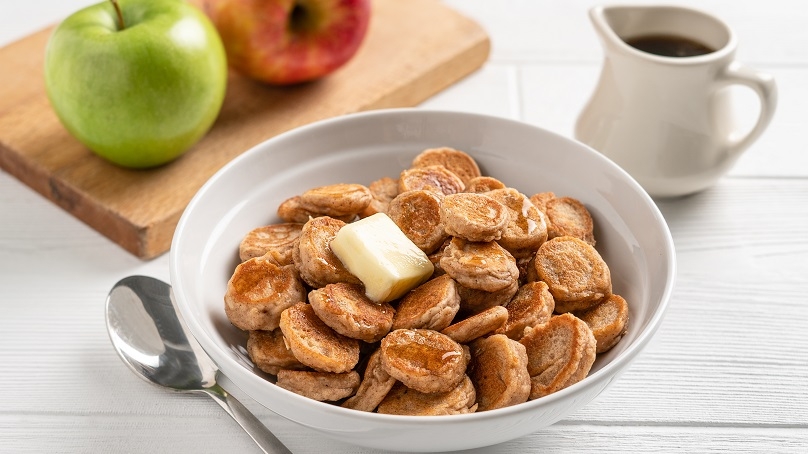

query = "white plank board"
(2, 1), (808, 453)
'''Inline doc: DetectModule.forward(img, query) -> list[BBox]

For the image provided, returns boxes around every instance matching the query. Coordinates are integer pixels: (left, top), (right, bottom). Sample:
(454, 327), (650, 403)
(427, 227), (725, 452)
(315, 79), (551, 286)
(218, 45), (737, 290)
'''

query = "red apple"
(195, 0), (371, 85)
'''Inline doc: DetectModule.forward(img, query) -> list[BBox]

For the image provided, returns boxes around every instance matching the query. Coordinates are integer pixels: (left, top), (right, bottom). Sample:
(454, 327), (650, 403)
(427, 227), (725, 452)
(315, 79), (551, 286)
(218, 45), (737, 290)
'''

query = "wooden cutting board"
(0, 0), (489, 259)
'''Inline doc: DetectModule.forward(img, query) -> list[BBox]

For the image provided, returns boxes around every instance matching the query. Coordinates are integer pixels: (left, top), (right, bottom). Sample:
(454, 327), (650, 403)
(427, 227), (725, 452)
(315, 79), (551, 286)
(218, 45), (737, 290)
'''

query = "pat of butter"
(331, 213), (434, 303)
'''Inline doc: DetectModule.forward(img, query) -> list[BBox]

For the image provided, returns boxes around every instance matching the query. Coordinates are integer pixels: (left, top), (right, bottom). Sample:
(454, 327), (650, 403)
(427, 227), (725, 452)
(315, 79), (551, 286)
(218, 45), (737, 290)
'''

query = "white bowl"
(170, 109), (675, 452)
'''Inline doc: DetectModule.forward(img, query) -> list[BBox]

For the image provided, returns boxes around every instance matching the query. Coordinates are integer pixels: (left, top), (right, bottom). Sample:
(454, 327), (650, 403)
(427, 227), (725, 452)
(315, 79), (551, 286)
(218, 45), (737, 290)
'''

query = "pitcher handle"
(718, 61), (778, 157)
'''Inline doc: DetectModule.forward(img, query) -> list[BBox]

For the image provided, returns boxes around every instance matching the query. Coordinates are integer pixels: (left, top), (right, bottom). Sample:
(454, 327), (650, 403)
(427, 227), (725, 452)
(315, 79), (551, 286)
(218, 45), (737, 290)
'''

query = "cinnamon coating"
(293, 216), (361, 288)
(224, 255), (305, 331)
(279, 303), (360, 373)
(380, 329), (468, 394)
(238, 223), (303, 264)
(468, 334), (531, 411)
(534, 236), (611, 312)
(411, 147), (481, 186)
(519, 313), (596, 399)
(308, 283), (395, 343)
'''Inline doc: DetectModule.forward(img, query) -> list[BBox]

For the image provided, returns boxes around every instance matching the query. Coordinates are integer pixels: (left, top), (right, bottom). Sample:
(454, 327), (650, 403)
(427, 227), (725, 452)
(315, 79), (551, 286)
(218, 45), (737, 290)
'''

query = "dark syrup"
(625, 34), (715, 57)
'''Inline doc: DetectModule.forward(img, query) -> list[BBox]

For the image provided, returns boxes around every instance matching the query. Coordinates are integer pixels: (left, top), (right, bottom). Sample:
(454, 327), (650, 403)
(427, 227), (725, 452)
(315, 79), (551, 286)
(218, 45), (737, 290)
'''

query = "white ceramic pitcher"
(575, 5), (777, 198)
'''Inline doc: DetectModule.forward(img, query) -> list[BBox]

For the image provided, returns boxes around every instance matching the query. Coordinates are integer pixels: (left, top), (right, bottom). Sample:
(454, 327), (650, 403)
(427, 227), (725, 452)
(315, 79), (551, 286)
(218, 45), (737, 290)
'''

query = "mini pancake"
(411, 147), (481, 186)
(377, 375), (477, 416)
(468, 334), (531, 411)
(277, 195), (358, 224)
(528, 191), (556, 214)
(576, 293), (629, 353)
(464, 176), (506, 193)
(545, 196), (596, 246)
(293, 216), (361, 288)
(441, 305), (509, 344)
(533, 236), (612, 312)
(275, 369), (360, 402)
(519, 313), (596, 399)
(308, 283), (395, 343)
(361, 177), (399, 217)
(486, 188), (548, 257)
(387, 189), (447, 253)
(495, 281), (555, 340)
(238, 223), (304, 264)
(341, 349), (397, 412)
(440, 192), (509, 242)
(392, 274), (460, 331)
(224, 256), (305, 331)
(398, 165), (465, 195)
(380, 328), (468, 393)
(299, 183), (372, 217)
(279, 303), (360, 373)
(440, 237), (519, 292)
(246, 329), (307, 376)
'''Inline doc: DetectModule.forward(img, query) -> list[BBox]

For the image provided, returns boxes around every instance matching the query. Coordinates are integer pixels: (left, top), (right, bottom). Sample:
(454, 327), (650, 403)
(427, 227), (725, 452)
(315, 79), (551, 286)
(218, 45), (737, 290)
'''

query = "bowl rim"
(169, 107), (676, 423)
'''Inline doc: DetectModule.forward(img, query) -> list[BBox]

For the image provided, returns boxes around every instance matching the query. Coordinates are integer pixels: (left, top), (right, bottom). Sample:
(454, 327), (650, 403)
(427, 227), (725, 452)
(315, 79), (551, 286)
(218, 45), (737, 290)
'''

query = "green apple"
(44, 0), (227, 168)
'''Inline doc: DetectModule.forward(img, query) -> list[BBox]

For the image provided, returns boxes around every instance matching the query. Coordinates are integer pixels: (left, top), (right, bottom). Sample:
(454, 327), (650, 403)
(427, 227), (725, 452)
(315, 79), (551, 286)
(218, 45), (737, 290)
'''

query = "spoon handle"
(205, 384), (293, 454)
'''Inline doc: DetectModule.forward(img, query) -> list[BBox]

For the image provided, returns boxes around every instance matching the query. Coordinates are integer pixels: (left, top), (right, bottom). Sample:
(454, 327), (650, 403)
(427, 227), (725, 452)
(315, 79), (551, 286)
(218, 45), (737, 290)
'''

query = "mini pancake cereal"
(246, 329), (307, 375)
(224, 255), (305, 331)
(411, 146), (481, 186)
(238, 223), (303, 264)
(534, 236), (612, 312)
(377, 376), (478, 416)
(380, 329), (468, 394)
(308, 283), (395, 343)
(387, 189), (447, 253)
(224, 146), (627, 415)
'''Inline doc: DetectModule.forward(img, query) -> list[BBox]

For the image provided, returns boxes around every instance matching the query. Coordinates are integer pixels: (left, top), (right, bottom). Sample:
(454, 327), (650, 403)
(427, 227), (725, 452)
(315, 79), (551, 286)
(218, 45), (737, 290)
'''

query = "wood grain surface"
(0, 0), (489, 259)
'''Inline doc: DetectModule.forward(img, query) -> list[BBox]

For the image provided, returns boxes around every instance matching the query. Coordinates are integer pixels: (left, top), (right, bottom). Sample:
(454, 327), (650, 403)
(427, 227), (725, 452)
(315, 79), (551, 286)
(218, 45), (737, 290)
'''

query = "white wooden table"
(2, 1), (806, 452)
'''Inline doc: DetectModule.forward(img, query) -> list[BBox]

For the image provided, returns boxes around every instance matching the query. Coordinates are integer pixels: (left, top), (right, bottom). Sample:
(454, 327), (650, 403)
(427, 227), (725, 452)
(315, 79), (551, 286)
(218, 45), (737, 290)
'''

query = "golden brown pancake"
(440, 237), (519, 292)
(341, 349), (397, 412)
(576, 293), (629, 353)
(486, 188), (548, 257)
(441, 305), (508, 344)
(293, 216), (361, 288)
(468, 334), (531, 411)
(464, 176), (506, 193)
(299, 183), (372, 217)
(279, 303), (360, 373)
(308, 283), (395, 343)
(533, 236), (612, 312)
(528, 191), (555, 214)
(377, 375), (477, 416)
(275, 369), (360, 402)
(224, 256), (305, 331)
(361, 177), (399, 217)
(411, 147), (481, 186)
(380, 328), (468, 393)
(398, 165), (465, 195)
(440, 192), (509, 242)
(392, 275), (460, 331)
(545, 196), (596, 246)
(277, 195), (357, 224)
(519, 313), (596, 399)
(246, 329), (307, 375)
(387, 189), (447, 253)
(495, 281), (555, 340)
(238, 223), (304, 264)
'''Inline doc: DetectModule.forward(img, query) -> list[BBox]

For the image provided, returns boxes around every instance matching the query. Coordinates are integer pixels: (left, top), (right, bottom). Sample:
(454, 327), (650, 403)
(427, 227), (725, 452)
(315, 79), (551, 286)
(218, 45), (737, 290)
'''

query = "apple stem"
(110, 0), (126, 30)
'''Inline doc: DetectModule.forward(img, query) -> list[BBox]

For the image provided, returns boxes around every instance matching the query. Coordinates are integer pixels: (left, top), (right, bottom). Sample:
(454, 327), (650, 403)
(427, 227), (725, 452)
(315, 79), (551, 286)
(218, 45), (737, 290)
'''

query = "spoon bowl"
(105, 275), (291, 454)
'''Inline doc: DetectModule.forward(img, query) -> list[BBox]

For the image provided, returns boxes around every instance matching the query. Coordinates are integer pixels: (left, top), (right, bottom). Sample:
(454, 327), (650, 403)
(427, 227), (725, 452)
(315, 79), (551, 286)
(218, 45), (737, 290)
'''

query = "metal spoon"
(105, 275), (291, 454)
